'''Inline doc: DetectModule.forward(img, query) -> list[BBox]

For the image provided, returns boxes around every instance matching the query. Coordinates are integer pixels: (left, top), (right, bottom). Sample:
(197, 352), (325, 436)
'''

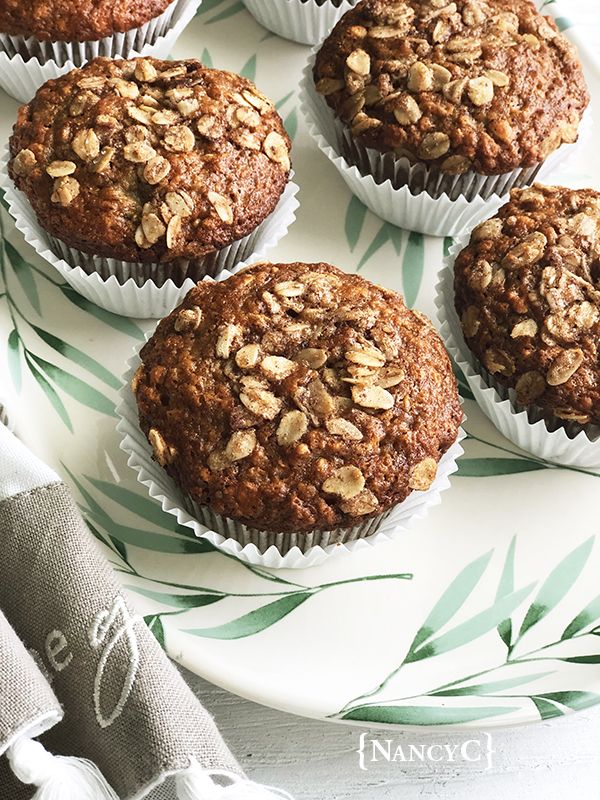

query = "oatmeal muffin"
(9, 57), (291, 269)
(313, 0), (588, 184)
(454, 184), (600, 428)
(0, 0), (176, 42)
(134, 261), (462, 535)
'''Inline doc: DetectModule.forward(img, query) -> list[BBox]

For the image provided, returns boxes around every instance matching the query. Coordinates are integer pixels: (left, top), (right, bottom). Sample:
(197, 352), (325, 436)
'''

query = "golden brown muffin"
(9, 57), (291, 264)
(313, 0), (589, 176)
(454, 184), (600, 427)
(134, 262), (462, 533)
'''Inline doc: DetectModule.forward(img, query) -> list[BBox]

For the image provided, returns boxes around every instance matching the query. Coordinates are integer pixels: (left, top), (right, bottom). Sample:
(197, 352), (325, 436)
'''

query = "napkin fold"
(0, 423), (291, 800)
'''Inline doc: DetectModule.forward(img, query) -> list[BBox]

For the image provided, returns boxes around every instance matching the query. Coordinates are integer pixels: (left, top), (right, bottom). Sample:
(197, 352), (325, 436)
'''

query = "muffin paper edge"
(241, 0), (358, 47)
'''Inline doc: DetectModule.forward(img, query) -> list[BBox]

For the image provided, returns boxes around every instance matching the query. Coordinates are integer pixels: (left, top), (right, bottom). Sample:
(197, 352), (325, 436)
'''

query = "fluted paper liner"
(116, 323), (466, 569)
(436, 229), (600, 471)
(300, 49), (592, 237)
(0, 0), (202, 103)
(0, 148), (299, 318)
(242, 0), (357, 46)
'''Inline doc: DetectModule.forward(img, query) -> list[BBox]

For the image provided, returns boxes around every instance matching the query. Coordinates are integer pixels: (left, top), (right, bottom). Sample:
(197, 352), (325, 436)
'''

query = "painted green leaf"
(386, 223), (404, 256)
(145, 615), (166, 649)
(496, 535), (517, 648)
(534, 690), (600, 710)
(407, 550), (492, 656)
(284, 108), (298, 141)
(357, 223), (389, 270)
(555, 17), (572, 31)
(518, 537), (594, 639)
(25, 351), (73, 431)
(28, 352), (116, 417)
(185, 592), (312, 639)
(87, 477), (173, 528)
(205, 0), (244, 24)
(402, 231), (424, 308)
(200, 47), (213, 67)
(531, 696), (562, 720)
(341, 704), (517, 725)
(5, 241), (41, 314)
(59, 285), (145, 339)
(407, 583), (535, 663)
(86, 519), (128, 564)
(129, 585), (225, 609)
(432, 671), (553, 697)
(345, 196), (367, 252)
(456, 458), (546, 477)
(561, 594), (600, 640)
(7, 328), (21, 392)
(240, 55), (257, 81)
(31, 325), (120, 390)
(562, 655), (600, 664)
(452, 362), (474, 401)
(275, 91), (294, 111)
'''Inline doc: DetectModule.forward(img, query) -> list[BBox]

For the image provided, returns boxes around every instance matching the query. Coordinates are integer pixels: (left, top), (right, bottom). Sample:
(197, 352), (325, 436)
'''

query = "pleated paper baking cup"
(300, 51), (592, 237)
(0, 149), (299, 318)
(242, 0), (357, 46)
(117, 339), (466, 569)
(0, 0), (202, 103)
(436, 231), (600, 471)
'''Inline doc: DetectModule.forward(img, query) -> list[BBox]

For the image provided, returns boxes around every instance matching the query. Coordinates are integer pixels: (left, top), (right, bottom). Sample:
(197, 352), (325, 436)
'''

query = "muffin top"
(313, 0), (589, 176)
(454, 185), (600, 426)
(0, 0), (174, 42)
(9, 57), (291, 264)
(135, 262), (462, 533)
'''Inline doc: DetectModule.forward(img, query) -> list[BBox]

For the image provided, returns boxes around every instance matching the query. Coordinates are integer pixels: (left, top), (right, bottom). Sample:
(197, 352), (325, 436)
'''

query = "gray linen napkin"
(0, 422), (291, 799)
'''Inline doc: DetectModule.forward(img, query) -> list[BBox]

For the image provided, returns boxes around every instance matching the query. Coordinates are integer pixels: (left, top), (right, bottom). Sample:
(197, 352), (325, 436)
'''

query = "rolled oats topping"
(314, 0), (589, 175)
(135, 262), (462, 533)
(454, 185), (600, 425)
(9, 57), (291, 265)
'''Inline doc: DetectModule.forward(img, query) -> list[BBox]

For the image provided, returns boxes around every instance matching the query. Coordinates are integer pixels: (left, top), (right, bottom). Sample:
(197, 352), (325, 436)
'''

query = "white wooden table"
(181, 4), (600, 797)
(183, 668), (600, 799)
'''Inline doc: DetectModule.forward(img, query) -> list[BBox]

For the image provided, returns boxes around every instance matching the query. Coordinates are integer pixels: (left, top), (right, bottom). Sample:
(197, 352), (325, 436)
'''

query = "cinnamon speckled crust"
(0, 0), (175, 42)
(135, 262), (462, 533)
(9, 58), (291, 264)
(454, 185), (600, 426)
(313, 0), (589, 175)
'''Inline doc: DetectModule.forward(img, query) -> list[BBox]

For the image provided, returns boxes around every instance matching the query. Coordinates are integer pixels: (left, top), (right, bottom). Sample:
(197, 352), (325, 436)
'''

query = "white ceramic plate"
(1, 1), (599, 729)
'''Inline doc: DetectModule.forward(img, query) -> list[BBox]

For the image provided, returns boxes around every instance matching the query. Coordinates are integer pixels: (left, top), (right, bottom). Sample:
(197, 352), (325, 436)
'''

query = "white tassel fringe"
(176, 764), (294, 800)
(7, 737), (119, 799)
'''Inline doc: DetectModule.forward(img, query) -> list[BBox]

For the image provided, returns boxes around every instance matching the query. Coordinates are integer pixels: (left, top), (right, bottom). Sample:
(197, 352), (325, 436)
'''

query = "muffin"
(7, 57), (294, 293)
(242, 0), (359, 46)
(132, 261), (463, 554)
(453, 185), (600, 435)
(311, 0), (589, 202)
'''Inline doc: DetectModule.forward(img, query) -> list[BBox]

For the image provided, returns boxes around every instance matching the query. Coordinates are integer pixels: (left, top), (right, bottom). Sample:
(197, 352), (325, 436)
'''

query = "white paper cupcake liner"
(0, 0), (202, 103)
(241, 0), (357, 46)
(0, 148), (299, 318)
(116, 332), (466, 569)
(436, 229), (600, 472)
(300, 49), (593, 237)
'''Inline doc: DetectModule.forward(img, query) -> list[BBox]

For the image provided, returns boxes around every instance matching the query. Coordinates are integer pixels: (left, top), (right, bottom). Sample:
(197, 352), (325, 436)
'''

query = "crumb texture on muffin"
(134, 262), (462, 533)
(9, 57), (291, 263)
(313, 0), (589, 175)
(0, 0), (175, 42)
(454, 184), (600, 426)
